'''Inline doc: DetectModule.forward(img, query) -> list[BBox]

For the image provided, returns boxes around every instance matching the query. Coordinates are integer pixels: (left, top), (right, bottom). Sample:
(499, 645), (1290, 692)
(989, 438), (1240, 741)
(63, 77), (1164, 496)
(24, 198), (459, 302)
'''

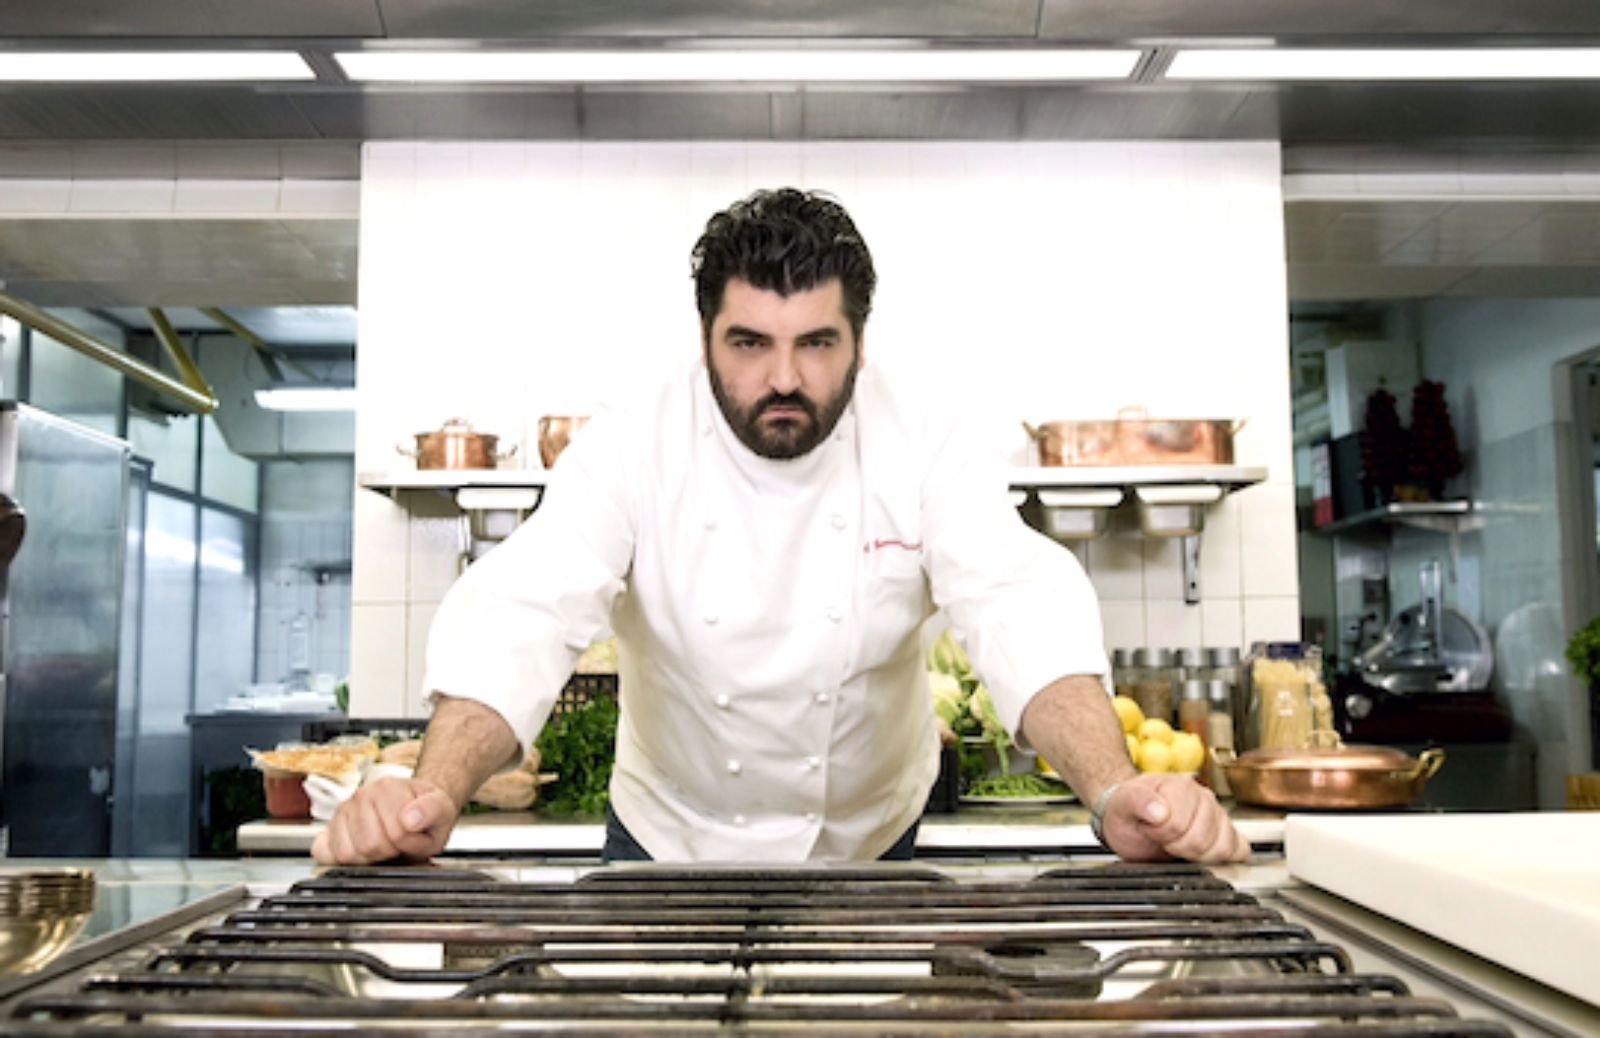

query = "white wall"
(351, 141), (1298, 718)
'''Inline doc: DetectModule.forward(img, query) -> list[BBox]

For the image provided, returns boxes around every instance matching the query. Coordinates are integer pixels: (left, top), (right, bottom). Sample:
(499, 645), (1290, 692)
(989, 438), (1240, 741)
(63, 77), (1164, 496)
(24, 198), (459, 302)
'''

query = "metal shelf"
(1315, 500), (1479, 537)
(359, 469), (548, 496)
(1009, 464), (1268, 490)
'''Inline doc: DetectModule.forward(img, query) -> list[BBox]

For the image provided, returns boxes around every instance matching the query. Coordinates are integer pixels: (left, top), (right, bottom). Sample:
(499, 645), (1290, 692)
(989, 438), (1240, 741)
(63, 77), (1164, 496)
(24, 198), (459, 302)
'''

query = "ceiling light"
(1166, 48), (1600, 81)
(334, 49), (1142, 83)
(254, 387), (357, 412)
(0, 51), (314, 82)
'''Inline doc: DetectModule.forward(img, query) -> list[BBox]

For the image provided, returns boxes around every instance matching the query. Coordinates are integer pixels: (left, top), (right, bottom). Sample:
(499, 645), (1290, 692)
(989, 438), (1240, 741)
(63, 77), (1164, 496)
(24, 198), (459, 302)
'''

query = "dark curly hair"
(690, 188), (877, 341)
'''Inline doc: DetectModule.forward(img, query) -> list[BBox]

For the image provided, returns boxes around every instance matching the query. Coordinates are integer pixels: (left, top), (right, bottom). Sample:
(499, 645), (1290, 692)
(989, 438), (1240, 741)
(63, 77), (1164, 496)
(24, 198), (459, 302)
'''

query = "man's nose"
(768, 345), (801, 395)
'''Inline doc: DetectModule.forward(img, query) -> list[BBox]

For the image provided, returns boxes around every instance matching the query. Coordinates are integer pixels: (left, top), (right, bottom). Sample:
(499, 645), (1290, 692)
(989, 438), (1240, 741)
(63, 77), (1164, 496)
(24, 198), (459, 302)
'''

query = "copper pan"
(1214, 743), (1444, 810)
(1023, 409), (1243, 467)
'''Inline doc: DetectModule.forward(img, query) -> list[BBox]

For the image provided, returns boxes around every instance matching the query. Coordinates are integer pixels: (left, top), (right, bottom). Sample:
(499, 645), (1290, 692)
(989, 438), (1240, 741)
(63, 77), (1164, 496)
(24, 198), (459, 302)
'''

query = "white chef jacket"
(423, 361), (1109, 861)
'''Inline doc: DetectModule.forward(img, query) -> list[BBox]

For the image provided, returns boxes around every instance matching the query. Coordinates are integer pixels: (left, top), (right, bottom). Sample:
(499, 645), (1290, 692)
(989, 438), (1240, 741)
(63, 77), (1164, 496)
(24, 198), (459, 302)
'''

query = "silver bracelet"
(1088, 780), (1126, 847)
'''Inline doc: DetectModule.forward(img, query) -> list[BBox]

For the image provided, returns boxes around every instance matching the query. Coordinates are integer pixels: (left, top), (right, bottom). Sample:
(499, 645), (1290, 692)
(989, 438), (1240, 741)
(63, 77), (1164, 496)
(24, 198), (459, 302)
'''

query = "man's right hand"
(311, 776), (458, 866)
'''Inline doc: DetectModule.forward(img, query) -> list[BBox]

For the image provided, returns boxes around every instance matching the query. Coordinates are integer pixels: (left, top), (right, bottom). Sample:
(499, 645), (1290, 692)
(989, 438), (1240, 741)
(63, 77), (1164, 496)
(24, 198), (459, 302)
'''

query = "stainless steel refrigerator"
(0, 401), (131, 857)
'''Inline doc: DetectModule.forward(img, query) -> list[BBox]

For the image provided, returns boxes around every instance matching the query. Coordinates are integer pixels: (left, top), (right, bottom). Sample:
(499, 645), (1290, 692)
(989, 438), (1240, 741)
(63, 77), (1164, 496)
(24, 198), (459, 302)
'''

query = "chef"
(314, 188), (1250, 867)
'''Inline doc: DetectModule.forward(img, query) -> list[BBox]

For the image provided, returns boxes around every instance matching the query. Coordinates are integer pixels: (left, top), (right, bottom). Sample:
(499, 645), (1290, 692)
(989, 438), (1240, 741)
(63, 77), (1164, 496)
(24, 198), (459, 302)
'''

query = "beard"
(707, 358), (859, 461)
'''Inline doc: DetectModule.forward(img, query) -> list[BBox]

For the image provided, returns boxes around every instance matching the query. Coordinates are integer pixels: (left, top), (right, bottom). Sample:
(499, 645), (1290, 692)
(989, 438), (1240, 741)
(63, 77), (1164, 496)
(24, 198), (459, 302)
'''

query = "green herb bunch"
(534, 693), (620, 817)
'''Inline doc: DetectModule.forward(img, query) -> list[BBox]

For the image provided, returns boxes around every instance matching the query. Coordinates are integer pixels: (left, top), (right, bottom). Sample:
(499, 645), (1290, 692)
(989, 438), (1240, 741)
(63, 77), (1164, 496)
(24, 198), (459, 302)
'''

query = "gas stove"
(0, 861), (1579, 1036)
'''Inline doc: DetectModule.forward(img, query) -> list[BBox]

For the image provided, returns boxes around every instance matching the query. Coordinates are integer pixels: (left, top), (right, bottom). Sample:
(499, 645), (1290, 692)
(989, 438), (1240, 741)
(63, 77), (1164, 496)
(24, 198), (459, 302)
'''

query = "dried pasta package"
(1244, 643), (1323, 752)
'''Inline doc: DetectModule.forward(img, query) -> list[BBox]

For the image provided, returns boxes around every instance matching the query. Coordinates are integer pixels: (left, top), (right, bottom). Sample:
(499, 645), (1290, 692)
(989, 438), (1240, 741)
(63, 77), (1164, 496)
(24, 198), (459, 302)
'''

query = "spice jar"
(1246, 642), (1321, 751)
(1204, 679), (1234, 796)
(1177, 679), (1210, 738)
(1175, 647), (1206, 685)
(1111, 648), (1136, 700)
(1130, 648), (1176, 726)
(1200, 646), (1244, 748)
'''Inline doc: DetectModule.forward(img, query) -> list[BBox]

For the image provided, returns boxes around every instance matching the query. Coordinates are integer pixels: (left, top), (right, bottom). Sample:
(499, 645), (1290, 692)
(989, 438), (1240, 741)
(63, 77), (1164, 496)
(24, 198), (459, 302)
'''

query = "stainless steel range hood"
(1, 0), (1600, 155)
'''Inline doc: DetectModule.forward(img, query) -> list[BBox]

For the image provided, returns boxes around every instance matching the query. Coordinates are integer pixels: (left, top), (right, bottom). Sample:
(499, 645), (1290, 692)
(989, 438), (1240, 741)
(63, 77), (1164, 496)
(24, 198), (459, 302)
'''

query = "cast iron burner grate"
(5, 863), (1513, 1037)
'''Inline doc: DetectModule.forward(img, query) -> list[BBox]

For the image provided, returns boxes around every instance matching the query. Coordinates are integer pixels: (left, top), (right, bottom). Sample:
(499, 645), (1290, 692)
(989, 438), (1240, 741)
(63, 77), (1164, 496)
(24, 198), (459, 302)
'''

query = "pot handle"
(1209, 746), (1238, 767)
(1405, 747), (1446, 783)
(1021, 421), (1042, 441)
(395, 443), (419, 459)
(1231, 418), (1251, 436)
(495, 444), (520, 462)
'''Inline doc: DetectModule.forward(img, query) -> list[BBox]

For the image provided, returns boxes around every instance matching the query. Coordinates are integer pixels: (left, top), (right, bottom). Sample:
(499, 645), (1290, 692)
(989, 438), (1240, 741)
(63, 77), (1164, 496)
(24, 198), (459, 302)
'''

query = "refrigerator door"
(0, 402), (130, 856)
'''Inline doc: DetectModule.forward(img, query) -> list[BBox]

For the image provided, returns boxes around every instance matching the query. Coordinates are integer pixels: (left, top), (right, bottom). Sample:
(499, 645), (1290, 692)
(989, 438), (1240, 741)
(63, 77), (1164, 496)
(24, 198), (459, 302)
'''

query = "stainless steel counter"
(236, 804), (1288, 856)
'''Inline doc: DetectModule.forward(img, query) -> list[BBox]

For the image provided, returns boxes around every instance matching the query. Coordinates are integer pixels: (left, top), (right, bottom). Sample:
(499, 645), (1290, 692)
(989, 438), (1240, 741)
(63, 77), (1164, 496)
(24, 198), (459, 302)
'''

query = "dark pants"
(603, 805), (920, 863)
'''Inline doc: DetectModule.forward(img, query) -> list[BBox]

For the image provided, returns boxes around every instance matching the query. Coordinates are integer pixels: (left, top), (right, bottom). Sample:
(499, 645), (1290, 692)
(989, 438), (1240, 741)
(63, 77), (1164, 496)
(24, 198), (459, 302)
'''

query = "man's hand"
(311, 777), (458, 866)
(1099, 773), (1250, 864)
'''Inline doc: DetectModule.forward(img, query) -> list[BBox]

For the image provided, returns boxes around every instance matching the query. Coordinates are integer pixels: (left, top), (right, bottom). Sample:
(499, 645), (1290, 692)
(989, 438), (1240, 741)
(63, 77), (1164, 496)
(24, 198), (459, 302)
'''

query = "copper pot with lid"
(1214, 742), (1444, 810)
(398, 419), (516, 470)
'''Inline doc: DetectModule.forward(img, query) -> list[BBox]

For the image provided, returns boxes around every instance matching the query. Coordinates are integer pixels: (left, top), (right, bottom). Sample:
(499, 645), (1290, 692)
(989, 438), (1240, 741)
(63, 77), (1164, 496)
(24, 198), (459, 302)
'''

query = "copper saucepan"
(398, 419), (517, 470)
(1213, 744), (1445, 810)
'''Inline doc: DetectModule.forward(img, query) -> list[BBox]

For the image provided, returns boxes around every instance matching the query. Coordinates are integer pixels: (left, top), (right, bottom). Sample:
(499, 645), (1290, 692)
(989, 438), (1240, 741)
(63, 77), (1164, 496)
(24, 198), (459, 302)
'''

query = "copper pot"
(1214, 744), (1444, 810)
(399, 419), (516, 470)
(537, 415), (589, 469)
(1024, 410), (1242, 466)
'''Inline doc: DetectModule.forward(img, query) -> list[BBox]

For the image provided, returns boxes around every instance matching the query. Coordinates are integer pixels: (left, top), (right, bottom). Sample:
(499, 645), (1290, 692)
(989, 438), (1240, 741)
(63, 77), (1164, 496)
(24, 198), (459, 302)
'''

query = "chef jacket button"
(733, 814), (746, 826)
(830, 513), (846, 530)
(704, 517), (718, 531)
(826, 607), (842, 623)
(703, 612), (718, 625)
(714, 693), (731, 709)
(814, 691), (831, 705)
(805, 812), (817, 822)
(726, 759), (742, 775)
(805, 756), (820, 771)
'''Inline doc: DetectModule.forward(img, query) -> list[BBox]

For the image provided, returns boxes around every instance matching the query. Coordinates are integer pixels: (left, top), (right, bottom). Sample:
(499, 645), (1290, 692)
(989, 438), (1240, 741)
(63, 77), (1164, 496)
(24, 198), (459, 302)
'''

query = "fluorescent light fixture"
(254, 387), (358, 412)
(0, 51), (314, 82)
(334, 49), (1141, 83)
(1167, 48), (1600, 81)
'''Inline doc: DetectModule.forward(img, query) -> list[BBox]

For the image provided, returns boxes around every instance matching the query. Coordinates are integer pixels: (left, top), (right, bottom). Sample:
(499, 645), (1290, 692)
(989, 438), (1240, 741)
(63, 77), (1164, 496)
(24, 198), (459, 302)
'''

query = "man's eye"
(800, 338), (835, 349)
(732, 338), (762, 350)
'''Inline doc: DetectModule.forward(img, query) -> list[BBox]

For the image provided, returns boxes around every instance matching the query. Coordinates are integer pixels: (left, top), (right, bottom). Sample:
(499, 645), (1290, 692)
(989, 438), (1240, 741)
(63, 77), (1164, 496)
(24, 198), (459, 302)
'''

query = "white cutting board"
(1286, 812), (1600, 1007)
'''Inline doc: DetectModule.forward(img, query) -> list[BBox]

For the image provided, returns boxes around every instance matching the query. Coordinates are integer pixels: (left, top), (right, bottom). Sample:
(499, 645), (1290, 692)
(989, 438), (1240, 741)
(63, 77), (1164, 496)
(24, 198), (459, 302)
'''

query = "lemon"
(1137, 718), (1174, 745)
(1111, 696), (1144, 735)
(1036, 755), (1059, 777)
(1137, 738), (1173, 773)
(1124, 733), (1140, 763)
(1168, 732), (1205, 773)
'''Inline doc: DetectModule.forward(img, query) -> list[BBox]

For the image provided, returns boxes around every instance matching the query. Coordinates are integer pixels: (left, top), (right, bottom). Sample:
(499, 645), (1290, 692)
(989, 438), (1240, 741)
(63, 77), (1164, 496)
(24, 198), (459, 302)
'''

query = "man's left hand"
(1099, 774), (1251, 864)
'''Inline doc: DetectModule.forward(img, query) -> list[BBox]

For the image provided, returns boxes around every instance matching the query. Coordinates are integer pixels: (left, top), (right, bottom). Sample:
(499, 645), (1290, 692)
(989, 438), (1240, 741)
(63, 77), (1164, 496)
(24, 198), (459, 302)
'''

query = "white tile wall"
(352, 141), (1297, 716)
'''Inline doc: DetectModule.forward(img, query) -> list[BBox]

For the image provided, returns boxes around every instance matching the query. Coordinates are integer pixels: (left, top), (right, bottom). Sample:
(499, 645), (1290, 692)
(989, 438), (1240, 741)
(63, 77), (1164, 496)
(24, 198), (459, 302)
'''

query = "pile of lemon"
(1112, 696), (1204, 774)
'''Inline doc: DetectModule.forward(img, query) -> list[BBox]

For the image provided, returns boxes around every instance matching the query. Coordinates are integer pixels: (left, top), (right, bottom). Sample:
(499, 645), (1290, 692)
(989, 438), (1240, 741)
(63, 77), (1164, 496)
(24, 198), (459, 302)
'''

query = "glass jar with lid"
(1175, 647), (1206, 685)
(1130, 648), (1177, 726)
(1200, 646), (1244, 747)
(1110, 648), (1136, 700)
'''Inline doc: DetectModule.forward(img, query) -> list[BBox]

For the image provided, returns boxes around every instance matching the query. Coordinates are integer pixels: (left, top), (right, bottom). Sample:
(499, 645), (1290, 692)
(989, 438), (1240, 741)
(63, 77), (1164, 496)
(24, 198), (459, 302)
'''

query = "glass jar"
(1175, 647), (1206, 685)
(1110, 648), (1136, 700)
(1177, 679), (1209, 738)
(1245, 642), (1322, 751)
(1203, 679), (1235, 796)
(1130, 648), (1176, 726)
(1200, 646), (1244, 748)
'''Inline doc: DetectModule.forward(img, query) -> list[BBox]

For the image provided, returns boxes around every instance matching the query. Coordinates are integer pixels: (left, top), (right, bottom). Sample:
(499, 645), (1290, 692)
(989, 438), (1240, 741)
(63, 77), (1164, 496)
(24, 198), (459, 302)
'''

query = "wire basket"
(554, 673), (619, 716)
